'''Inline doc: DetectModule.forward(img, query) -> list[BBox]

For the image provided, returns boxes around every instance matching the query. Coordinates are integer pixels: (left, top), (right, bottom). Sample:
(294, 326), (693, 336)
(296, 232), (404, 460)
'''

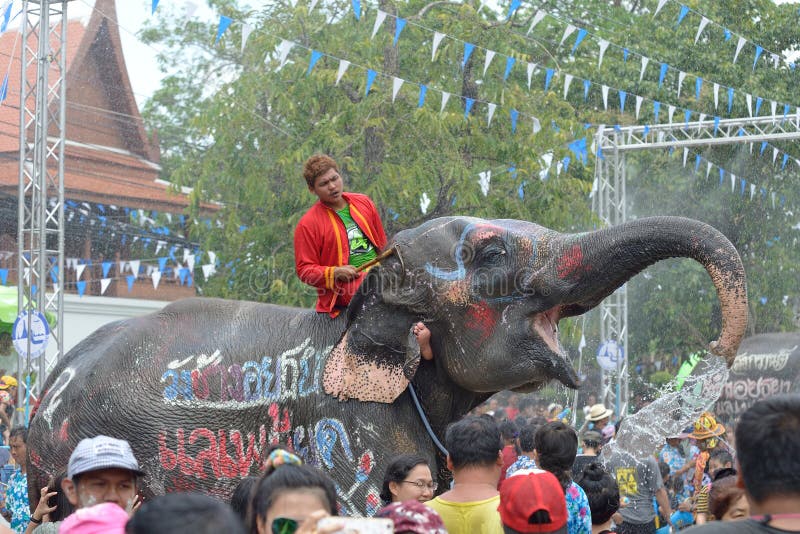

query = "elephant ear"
(323, 265), (424, 403)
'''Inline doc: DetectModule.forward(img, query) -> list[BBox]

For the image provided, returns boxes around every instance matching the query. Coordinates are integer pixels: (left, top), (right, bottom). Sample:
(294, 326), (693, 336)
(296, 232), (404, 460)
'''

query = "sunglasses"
(272, 517), (299, 534)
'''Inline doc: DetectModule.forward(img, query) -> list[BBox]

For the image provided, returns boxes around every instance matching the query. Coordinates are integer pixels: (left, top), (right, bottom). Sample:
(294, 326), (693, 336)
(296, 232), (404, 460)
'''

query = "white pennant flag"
(640, 56), (650, 82)
(208, 251), (217, 265)
(601, 85), (609, 110)
(771, 191), (776, 209)
(309, 0), (320, 11)
(156, 240), (166, 255)
(527, 10), (545, 35)
(478, 171), (491, 196)
(76, 264), (86, 280)
(773, 147), (779, 164)
(183, 248), (191, 262)
(706, 161), (713, 178)
(487, 103), (497, 126)
(526, 62), (536, 89)
(695, 17), (710, 44)
(771, 100), (777, 121)
(335, 60), (350, 85)
(750, 183), (756, 200)
(597, 39), (610, 68)
(440, 92), (450, 113)
(392, 77), (404, 102)
(563, 74), (573, 99)
(532, 117), (541, 134)
(635, 95), (644, 119)
(668, 104), (676, 124)
(129, 260), (140, 277)
(677, 71), (686, 98)
(151, 270), (162, 290)
(278, 39), (293, 68)
(731, 173), (736, 193)
(771, 53), (779, 69)
(699, 113), (707, 124)
(432, 32), (445, 61)
(746, 93), (753, 117)
(187, 255), (196, 272)
(560, 24), (576, 47)
(119, 261), (127, 274)
(733, 37), (746, 64)
(241, 23), (253, 54)
(713, 83), (720, 110)
(483, 50), (496, 76)
(683, 147), (689, 167)
(372, 10), (387, 39)
(100, 278), (112, 295)
(419, 192), (430, 214)
(654, 0), (669, 17)
(202, 264), (216, 281)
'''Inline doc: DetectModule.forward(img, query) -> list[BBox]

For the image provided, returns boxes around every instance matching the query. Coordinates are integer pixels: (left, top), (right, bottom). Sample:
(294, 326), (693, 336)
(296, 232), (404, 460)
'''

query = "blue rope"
(408, 382), (448, 457)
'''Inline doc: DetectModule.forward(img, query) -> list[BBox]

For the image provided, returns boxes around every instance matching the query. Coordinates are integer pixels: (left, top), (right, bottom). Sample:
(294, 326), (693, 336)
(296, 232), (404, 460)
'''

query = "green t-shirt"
(336, 205), (377, 268)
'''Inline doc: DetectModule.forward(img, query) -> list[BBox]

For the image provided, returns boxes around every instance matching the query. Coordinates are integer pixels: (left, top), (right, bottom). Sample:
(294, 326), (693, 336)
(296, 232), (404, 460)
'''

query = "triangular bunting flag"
(129, 260), (141, 276)
(527, 62), (535, 89)
(753, 45), (763, 70)
(560, 24), (576, 47)
(598, 40), (610, 68)
(695, 16), (710, 43)
(746, 93), (753, 117)
(506, 0), (521, 19)
(713, 83), (719, 110)
(151, 0), (160, 13)
(432, 32), (445, 61)
(0, 269), (6, 285)
(307, 50), (323, 75)
(706, 161), (713, 179)
(640, 57), (649, 82)
(733, 36), (746, 64)
(215, 15), (232, 45)
(76, 280), (86, 297)
(418, 85), (427, 108)
(278, 40), (293, 68)
(484, 50), (496, 76)
(532, 117), (541, 134)
(677, 71), (686, 97)
(335, 60), (350, 85)
(372, 10), (387, 39)
(654, 100), (661, 122)
(487, 103), (497, 126)
(654, 0), (669, 17)
(478, 171), (491, 196)
(620, 90), (627, 112)
(158, 257), (168, 271)
(527, 10), (545, 35)
(352, 0), (361, 20)
(755, 96), (763, 116)
(584, 79), (591, 101)
(695, 77), (703, 100)
(510, 109), (519, 133)
(152, 270), (162, 290)
(462, 43), (475, 68)
(544, 68), (554, 91)
(126, 274), (136, 292)
(571, 29), (588, 55)
(392, 77), (403, 103)
(563, 74), (573, 99)
(441, 92), (450, 113)
(464, 97), (475, 118)
(241, 23), (253, 54)
(102, 261), (112, 278)
(365, 69), (377, 95)
(100, 278), (111, 295)
(658, 63), (668, 87)
(76, 263), (86, 280)
(676, 5), (689, 25)
(635, 95), (644, 119)
(683, 147), (689, 167)
(750, 183), (756, 200)
(668, 104), (676, 123)
(393, 18), (406, 46)
(601, 85), (609, 110)
(309, 0), (320, 11)
(202, 264), (216, 281)
(727, 87), (734, 114)
(503, 56), (515, 81)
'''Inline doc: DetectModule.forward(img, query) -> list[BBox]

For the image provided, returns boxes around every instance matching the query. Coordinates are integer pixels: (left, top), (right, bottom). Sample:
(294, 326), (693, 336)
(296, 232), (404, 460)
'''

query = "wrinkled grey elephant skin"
(27, 216), (747, 515)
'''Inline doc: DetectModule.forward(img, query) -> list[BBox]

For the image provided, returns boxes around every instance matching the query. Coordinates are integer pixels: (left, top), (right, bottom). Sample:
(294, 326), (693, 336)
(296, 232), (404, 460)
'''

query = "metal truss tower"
(593, 114), (800, 417)
(17, 0), (72, 410)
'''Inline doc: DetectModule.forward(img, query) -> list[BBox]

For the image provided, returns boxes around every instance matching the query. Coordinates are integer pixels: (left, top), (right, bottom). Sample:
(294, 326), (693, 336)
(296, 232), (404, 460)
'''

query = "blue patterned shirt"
(566, 481), (592, 534)
(7, 468), (29, 533)
(505, 455), (537, 478)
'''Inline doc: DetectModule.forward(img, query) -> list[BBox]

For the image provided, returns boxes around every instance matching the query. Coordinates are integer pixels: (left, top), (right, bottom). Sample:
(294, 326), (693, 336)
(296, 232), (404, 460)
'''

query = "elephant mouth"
(528, 305), (581, 389)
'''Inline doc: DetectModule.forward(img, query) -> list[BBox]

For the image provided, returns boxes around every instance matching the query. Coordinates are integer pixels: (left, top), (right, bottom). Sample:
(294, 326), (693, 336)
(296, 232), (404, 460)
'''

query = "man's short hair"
(125, 493), (245, 534)
(518, 424), (536, 453)
(709, 448), (732, 466)
(736, 394), (800, 503)
(446, 415), (502, 469)
(500, 420), (519, 441)
(9, 427), (27, 443)
(303, 154), (339, 188)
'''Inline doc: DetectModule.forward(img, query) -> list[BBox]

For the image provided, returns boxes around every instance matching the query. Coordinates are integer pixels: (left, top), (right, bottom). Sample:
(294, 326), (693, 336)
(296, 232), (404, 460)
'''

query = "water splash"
(601, 352), (729, 461)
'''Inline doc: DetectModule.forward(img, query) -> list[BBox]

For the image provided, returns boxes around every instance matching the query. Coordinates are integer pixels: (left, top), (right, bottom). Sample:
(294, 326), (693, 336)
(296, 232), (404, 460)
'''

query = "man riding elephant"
(27, 215), (748, 515)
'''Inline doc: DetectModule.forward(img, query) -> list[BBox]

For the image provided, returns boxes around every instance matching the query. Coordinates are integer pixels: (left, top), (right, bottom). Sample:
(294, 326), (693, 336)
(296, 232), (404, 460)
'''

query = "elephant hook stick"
(356, 247), (396, 272)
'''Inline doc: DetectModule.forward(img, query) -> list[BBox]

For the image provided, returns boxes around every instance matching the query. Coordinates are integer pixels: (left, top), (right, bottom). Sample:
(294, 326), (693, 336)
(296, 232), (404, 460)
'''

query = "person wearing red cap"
(499, 469), (568, 534)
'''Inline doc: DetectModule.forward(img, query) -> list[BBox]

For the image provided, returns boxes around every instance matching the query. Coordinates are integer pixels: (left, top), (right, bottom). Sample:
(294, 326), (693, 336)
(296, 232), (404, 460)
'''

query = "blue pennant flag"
(126, 275), (136, 292)
(0, 73), (8, 103)
(724, 28), (731, 41)
(50, 267), (58, 284)
(562, 156), (571, 173)
(658, 63), (668, 87)
(755, 96), (763, 116)
(719, 168), (725, 186)
(544, 68), (554, 91)
(365, 69), (377, 95)
(1, 3), (11, 33)
(619, 90), (627, 112)
(695, 154), (702, 172)
(518, 183), (525, 200)
(759, 296), (768, 305)
(684, 109), (692, 126)
(102, 261), (113, 278)
(509, 109), (519, 133)
(352, 0), (361, 19)
(151, 0), (160, 14)
(568, 138), (588, 165)
(394, 18), (406, 46)
(509, 165), (518, 178)
(503, 57), (515, 81)
(215, 15), (232, 45)
(695, 77), (703, 100)
(727, 87), (734, 114)
(714, 116), (720, 134)
(31, 285), (37, 297)
(780, 195), (785, 206)
(760, 141), (767, 155)
(784, 104), (790, 120)
(418, 84), (427, 108)
(653, 101), (661, 122)
(753, 45), (763, 70)
(464, 97), (475, 118)
(740, 179), (746, 196)
(169, 245), (177, 261)
(643, 125), (650, 136)
(571, 29), (588, 55)
(178, 268), (189, 286)
(737, 127), (746, 136)
(0, 268), (6, 285)
(583, 79), (591, 101)
(158, 257), (168, 271)
(676, 5), (690, 25)
(782, 153), (789, 169)
(506, 0), (522, 19)
(462, 43), (475, 68)
(623, 48), (629, 62)
(307, 50), (323, 75)
(76, 280), (87, 297)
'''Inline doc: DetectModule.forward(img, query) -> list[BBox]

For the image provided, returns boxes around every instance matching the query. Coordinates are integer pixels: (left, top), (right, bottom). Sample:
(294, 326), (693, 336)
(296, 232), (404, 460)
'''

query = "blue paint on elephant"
(315, 418), (354, 470)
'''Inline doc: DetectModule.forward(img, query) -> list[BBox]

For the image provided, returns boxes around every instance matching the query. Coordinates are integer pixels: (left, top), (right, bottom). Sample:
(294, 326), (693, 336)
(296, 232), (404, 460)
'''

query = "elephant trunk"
(551, 216), (747, 365)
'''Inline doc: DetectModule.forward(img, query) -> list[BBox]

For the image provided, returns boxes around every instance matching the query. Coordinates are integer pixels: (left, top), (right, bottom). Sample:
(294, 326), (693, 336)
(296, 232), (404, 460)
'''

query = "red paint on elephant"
(466, 302), (499, 346)
(557, 244), (590, 280)
(59, 420), (69, 442)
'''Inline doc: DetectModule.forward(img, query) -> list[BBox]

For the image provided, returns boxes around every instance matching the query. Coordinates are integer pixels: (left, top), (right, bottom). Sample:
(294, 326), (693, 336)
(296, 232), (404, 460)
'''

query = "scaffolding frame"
(17, 0), (71, 417)
(592, 114), (800, 417)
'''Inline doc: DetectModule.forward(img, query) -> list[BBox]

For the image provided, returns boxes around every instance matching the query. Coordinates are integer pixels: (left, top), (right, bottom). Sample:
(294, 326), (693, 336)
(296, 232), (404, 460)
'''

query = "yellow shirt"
(426, 495), (504, 534)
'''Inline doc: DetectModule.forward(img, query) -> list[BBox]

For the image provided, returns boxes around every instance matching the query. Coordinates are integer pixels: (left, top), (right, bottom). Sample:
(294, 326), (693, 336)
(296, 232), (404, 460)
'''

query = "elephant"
(27, 215), (747, 515)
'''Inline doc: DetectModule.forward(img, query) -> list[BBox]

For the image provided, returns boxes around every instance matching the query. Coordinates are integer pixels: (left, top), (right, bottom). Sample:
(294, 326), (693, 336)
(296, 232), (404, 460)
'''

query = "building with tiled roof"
(0, 0), (217, 303)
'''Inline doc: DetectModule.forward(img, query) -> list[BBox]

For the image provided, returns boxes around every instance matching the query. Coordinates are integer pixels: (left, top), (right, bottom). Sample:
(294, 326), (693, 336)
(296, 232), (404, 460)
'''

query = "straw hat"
(688, 412), (725, 440)
(585, 404), (613, 422)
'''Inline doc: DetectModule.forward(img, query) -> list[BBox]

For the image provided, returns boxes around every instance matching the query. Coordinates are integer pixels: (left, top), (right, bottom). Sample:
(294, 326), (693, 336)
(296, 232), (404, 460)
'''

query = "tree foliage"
(140, 0), (800, 367)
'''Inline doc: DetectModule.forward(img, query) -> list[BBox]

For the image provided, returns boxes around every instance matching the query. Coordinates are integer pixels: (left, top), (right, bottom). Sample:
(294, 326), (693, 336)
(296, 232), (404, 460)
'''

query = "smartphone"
(317, 517), (394, 534)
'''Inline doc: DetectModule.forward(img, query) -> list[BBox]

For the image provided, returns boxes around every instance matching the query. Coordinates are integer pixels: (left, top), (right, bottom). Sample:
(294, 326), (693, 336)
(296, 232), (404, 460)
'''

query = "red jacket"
(294, 192), (387, 317)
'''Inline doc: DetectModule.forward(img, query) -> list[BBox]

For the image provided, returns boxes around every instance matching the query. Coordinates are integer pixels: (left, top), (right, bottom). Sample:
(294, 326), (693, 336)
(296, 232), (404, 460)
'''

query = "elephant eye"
(479, 245), (507, 265)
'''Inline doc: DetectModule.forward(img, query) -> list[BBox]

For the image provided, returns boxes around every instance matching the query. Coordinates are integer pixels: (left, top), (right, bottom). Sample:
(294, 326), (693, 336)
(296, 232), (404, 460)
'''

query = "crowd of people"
(0, 391), (793, 534)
